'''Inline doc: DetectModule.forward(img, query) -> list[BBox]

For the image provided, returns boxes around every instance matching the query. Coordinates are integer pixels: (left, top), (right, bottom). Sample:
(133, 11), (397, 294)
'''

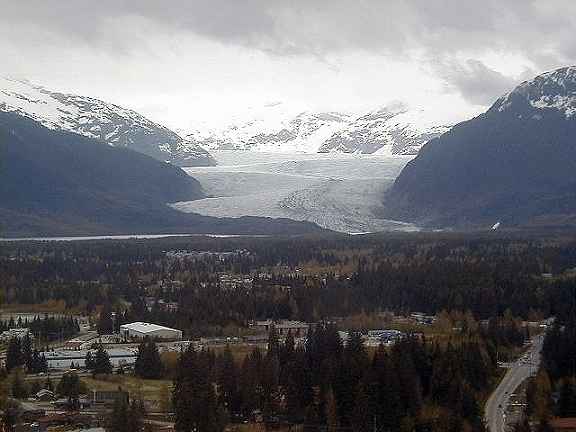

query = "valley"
(172, 151), (418, 233)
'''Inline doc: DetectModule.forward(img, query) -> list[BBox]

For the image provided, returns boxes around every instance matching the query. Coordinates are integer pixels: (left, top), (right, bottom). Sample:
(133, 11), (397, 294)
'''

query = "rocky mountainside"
(187, 104), (451, 155)
(0, 77), (215, 166)
(188, 111), (349, 153)
(0, 111), (321, 237)
(383, 66), (576, 228)
(318, 106), (450, 155)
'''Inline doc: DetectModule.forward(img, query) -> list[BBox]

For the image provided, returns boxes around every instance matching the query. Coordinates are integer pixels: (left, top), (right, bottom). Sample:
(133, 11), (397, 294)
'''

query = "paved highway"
(484, 334), (544, 432)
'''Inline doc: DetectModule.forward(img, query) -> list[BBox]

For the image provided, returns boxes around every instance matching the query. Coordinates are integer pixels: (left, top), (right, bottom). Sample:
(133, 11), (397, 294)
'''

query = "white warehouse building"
(120, 322), (182, 341)
(42, 348), (137, 369)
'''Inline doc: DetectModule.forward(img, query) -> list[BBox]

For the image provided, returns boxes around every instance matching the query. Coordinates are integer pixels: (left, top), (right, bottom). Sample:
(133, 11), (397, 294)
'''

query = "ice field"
(172, 151), (418, 233)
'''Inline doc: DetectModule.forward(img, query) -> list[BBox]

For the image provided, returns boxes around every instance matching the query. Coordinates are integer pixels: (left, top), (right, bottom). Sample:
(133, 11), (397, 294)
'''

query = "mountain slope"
(188, 111), (350, 153)
(0, 112), (321, 237)
(383, 66), (576, 228)
(318, 106), (450, 155)
(187, 105), (450, 155)
(0, 77), (215, 166)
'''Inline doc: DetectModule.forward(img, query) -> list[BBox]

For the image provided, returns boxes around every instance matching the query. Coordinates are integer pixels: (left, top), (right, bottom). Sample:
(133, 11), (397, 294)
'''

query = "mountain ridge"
(383, 66), (576, 228)
(0, 111), (322, 237)
(186, 104), (452, 155)
(0, 77), (216, 166)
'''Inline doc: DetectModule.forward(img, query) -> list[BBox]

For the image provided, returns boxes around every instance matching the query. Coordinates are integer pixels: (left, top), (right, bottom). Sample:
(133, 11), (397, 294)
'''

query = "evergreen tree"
(5, 338), (23, 372)
(284, 348), (313, 422)
(325, 387), (339, 432)
(85, 351), (95, 370)
(351, 381), (371, 432)
(174, 347), (225, 432)
(261, 352), (280, 415)
(134, 338), (164, 379)
(21, 334), (33, 371)
(216, 345), (238, 413)
(559, 379), (576, 417)
(514, 417), (532, 432)
(57, 371), (81, 408)
(283, 330), (295, 360)
(97, 304), (114, 335)
(239, 348), (261, 416)
(108, 396), (130, 432)
(267, 325), (280, 357)
(0, 374), (8, 411)
(10, 369), (28, 399)
(93, 344), (113, 375)
(127, 399), (146, 432)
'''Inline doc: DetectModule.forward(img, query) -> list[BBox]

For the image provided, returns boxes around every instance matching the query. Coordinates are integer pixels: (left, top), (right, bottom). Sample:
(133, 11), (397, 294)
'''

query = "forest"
(1, 232), (576, 432)
(1, 233), (576, 335)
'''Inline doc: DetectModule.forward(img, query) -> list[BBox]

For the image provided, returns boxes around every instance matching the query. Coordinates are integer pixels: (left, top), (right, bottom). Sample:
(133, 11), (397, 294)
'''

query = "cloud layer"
(1, 0), (575, 126)
(3, 0), (575, 60)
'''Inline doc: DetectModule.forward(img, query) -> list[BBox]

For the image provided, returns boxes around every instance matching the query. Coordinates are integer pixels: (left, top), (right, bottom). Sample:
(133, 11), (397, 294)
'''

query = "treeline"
(516, 292), (576, 431)
(120, 261), (567, 337)
(2, 235), (576, 336)
(5, 335), (47, 373)
(0, 315), (80, 342)
(172, 320), (526, 432)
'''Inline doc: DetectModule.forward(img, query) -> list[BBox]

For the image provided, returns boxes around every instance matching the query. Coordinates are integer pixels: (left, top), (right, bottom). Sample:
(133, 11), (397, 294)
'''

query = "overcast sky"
(1, 0), (575, 131)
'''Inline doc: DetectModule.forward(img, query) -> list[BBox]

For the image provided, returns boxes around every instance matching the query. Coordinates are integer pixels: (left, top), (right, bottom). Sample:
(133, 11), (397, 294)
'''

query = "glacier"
(171, 151), (418, 233)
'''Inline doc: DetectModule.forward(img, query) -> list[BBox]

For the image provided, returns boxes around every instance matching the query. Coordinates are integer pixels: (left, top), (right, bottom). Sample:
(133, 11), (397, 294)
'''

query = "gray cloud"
(437, 60), (522, 105)
(1, 0), (575, 61)
(2, 0), (576, 107)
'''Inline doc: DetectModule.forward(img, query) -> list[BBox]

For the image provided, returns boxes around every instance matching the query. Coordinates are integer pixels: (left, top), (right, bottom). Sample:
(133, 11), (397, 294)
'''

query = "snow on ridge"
(0, 76), (167, 136)
(496, 66), (576, 118)
(531, 95), (576, 118)
(188, 110), (353, 153)
(0, 77), (214, 166)
(187, 104), (451, 156)
(318, 106), (452, 155)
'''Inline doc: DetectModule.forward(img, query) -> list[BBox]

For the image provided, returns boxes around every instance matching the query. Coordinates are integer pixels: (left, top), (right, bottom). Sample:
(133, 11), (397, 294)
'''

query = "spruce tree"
(351, 381), (371, 432)
(97, 304), (114, 335)
(10, 368), (28, 399)
(21, 334), (33, 371)
(93, 344), (113, 375)
(57, 371), (81, 407)
(216, 345), (238, 413)
(267, 324), (280, 357)
(174, 347), (224, 432)
(5, 338), (23, 372)
(134, 338), (164, 379)
(85, 352), (95, 370)
(325, 387), (339, 432)
(108, 396), (130, 432)
(559, 379), (576, 417)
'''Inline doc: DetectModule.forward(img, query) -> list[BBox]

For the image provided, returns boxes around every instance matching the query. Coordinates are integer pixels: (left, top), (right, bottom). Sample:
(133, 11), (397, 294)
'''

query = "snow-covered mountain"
(186, 104), (451, 156)
(0, 77), (215, 166)
(188, 111), (350, 153)
(384, 65), (576, 228)
(493, 65), (576, 118)
(318, 106), (451, 156)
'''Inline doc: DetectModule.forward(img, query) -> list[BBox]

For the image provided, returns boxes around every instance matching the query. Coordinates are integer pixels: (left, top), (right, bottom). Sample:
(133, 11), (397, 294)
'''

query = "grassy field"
(81, 375), (172, 403)
(210, 343), (268, 363)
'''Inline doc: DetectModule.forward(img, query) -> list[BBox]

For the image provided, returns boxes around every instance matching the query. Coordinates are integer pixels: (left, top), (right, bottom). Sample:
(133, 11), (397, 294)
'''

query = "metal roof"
(120, 321), (181, 334)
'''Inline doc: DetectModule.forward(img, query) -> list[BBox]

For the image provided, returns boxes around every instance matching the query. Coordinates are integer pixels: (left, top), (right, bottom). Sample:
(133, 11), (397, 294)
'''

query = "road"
(484, 334), (544, 432)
